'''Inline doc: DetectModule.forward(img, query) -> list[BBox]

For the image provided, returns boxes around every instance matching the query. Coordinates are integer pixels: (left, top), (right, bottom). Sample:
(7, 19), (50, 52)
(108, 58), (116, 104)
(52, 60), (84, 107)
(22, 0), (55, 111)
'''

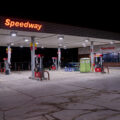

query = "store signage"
(101, 47), (115, 50)
(4, 18), (42, 31)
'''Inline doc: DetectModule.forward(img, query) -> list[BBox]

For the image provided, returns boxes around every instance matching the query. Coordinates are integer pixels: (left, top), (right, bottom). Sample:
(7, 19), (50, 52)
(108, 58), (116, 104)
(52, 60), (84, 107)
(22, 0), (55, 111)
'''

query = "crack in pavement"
(1, 71), (120, 120)
(99, 112), (120, 120)
(72, 111), (120, 120)
(26, 92), (120, 120)
(6, 86), (36, 99)
(0, 98), (35, 112)
(84, 102), (120, 112)
(68, 83), (120, 94)
(24, 103), (63, 120)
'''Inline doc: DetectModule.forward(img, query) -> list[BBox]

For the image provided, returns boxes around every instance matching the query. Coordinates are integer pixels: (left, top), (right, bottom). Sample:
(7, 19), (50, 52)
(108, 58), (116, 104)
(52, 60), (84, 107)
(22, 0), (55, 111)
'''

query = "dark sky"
(0, 2), (120, 33)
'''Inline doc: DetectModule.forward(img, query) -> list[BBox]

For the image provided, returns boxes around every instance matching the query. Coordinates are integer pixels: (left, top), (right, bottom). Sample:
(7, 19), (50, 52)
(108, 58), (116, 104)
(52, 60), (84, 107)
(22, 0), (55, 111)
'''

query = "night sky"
(0, 2), (120, 33)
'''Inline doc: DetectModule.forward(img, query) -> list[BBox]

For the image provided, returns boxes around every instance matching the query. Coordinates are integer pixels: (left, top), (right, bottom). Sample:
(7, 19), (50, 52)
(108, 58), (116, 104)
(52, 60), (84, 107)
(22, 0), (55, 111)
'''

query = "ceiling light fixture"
(82, 43), (86, 47)
(58, 44), (62, 47)
(41, 46), (44, 48)
(58, 35), (64, 40)
(85, 39), (89, 42)
(11, 43), (14, 46)
(10, 31), (17, 37)
(110, 41), (114, 44)
(20, 45), (23, 48)
(24, 39), (29, 42)
(63, 45), (67, 49)
(36, 42), (39, 45)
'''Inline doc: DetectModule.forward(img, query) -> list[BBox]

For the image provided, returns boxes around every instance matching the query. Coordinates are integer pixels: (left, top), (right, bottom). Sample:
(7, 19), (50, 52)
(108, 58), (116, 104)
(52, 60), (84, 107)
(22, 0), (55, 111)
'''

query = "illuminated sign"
(101, 47), (115, 50)
(4, 18), (42, 31)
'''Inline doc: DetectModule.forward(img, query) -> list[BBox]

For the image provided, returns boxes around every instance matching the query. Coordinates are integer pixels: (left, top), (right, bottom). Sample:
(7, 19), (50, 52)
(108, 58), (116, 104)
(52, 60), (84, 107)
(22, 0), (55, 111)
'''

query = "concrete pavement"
(0, 69), (120, 120)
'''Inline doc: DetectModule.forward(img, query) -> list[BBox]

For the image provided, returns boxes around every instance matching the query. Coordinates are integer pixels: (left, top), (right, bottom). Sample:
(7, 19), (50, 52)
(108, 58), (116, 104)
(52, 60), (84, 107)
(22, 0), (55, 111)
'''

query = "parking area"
(0, 69), (120, 120)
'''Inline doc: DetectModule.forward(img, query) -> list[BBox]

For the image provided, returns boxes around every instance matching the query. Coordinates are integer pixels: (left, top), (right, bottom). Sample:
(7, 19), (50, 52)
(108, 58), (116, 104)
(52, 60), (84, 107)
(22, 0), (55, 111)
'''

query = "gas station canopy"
(0, 16), (120, 48)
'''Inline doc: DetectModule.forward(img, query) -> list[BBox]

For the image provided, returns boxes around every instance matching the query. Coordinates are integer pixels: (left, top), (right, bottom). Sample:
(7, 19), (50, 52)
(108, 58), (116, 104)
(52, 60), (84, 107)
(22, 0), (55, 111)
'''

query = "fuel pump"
(34, 54), (50, 80)
(35, 54), (44, 79)
(52, 57), (57, 70)
(94, 53), (103, 72)
(3, 58), (10, 75)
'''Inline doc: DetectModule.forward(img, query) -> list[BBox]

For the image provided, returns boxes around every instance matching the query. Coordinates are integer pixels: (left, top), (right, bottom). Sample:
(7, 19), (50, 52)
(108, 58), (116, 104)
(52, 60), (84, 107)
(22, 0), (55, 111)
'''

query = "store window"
(103, 52), (120, 63)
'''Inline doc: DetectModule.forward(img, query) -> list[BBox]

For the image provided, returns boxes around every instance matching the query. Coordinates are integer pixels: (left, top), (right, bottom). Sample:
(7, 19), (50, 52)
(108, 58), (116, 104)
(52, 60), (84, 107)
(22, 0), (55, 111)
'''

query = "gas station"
(1, 17), (120, 78)
(1, 16), (120, 79)
(0, 17), (120, 79)
(1, 16), (120, 120)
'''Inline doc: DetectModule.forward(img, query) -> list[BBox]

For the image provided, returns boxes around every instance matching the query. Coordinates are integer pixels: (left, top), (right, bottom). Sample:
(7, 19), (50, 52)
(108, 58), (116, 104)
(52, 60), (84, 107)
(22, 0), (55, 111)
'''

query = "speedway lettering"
(4, 19), (42, 31)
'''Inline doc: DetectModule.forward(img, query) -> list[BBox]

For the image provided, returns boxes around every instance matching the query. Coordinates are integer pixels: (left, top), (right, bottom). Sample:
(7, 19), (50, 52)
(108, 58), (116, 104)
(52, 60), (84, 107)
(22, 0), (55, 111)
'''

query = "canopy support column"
(31, 36), (35, 78)
(90, 41), (94, 72)
(58, 47), (61, 70)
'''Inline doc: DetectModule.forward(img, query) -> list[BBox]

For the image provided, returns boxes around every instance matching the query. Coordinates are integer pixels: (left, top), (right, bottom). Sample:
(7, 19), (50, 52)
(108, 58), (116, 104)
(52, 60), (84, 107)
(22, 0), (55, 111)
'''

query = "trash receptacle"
(5, 69), (10, 75)
(80, 58), (91, 72)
